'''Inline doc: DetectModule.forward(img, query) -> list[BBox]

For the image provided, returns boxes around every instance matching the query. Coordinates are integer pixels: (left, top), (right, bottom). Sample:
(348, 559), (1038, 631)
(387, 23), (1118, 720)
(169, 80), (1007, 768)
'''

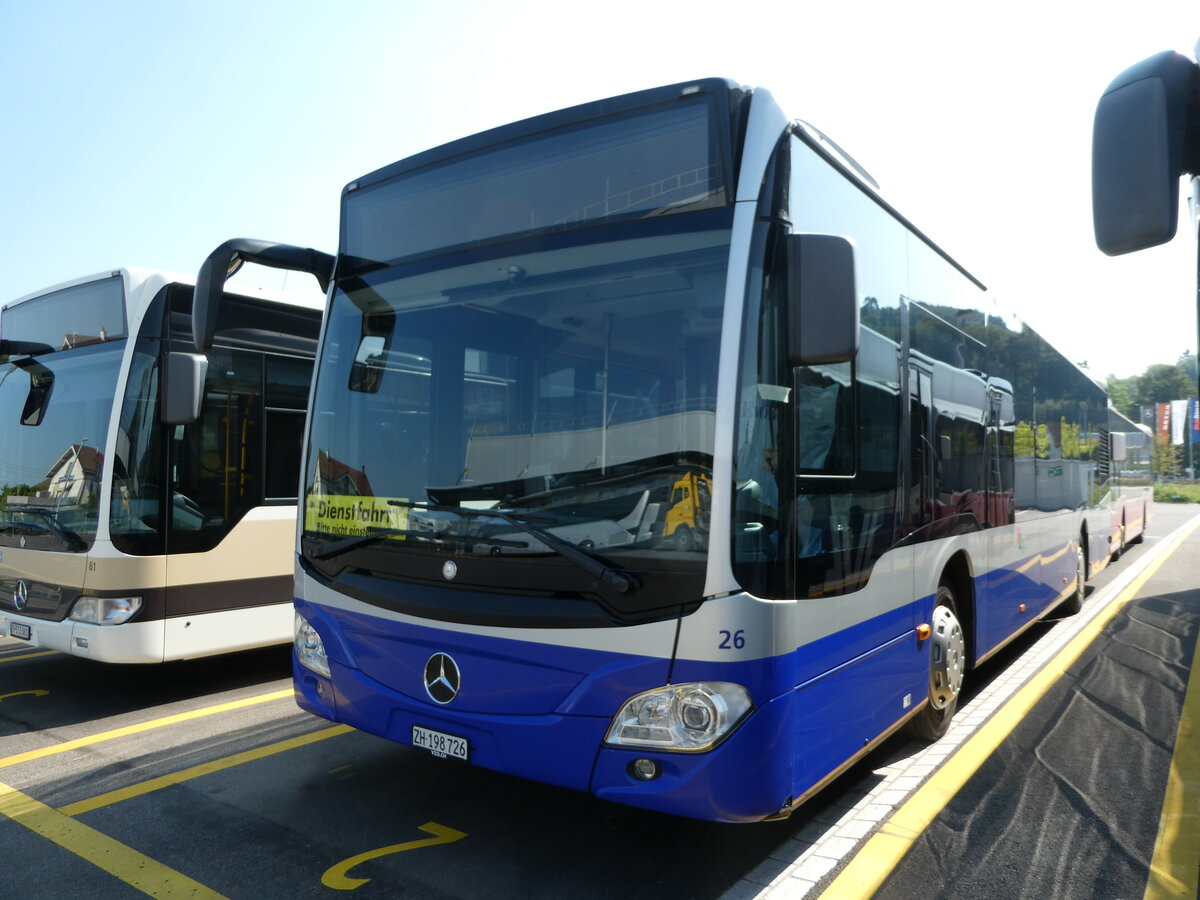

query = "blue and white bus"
(0, 268), (322, 662)
(200, 79), (1146, 821)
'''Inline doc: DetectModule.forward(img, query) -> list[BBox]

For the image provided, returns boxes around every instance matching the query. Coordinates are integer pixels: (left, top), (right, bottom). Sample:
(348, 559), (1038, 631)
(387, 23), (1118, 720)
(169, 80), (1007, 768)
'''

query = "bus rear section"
(0, 268), (322, 662)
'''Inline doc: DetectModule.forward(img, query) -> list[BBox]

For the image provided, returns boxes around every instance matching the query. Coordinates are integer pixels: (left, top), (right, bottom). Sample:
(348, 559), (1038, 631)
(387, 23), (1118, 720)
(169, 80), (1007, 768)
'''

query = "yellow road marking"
(59, 724), (353, 816)
(0, 690), (49, 702)
(0, 688), (294, 770)
(0, 781), (228, 899)
(0, 650), (58, 663)
(819, 512), (1200, 899)
(322, 822), (468, 890)
(1144, 598), (1200, 900)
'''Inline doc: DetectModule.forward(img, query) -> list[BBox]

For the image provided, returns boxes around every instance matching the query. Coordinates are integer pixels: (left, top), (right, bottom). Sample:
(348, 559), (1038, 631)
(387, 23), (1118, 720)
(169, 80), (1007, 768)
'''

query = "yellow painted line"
(322, 822), (468, 890)
(0, 688), (294, 770)
(819, 513), (1200, 899)
(1144, 600), (1200, 899)
(0, 690), (49, 702)
(0, 780), (228, 898)
(60, 724), (354, 816)
(0, 650), (58, 664)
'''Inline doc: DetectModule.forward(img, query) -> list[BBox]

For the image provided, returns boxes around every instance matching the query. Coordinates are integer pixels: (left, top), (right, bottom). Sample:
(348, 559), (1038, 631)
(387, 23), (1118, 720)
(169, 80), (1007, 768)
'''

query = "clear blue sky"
(2, 0), (1196, 378)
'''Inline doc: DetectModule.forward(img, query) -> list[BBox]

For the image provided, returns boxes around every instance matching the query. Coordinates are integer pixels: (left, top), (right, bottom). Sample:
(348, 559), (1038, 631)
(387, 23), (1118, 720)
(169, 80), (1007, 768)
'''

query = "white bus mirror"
(1092, 50), (1200, 255)
(163, 352), (209, 425)
(787, 233), (859, 366)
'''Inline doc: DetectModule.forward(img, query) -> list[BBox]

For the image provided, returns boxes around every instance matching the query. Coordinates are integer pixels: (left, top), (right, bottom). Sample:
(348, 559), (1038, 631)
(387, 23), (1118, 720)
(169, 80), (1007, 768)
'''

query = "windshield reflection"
(304, 221), (730, 578)
(0, 342), (124, 550)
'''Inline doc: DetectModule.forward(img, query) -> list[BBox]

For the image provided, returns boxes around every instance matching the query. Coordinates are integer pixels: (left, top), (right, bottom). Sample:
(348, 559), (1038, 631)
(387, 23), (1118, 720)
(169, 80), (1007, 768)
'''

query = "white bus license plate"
(9, 621), (32, 641)
(412, 725), (469, 761)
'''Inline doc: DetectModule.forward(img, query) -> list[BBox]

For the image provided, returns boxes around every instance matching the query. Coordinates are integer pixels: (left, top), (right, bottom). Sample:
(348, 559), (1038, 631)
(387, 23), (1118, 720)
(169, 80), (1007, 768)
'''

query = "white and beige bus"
(0, 267), (323, 662)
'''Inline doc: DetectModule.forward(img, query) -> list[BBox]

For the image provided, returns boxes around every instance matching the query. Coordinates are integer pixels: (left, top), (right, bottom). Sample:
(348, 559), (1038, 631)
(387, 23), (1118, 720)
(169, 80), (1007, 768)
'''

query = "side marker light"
(916, 624), (931, 641)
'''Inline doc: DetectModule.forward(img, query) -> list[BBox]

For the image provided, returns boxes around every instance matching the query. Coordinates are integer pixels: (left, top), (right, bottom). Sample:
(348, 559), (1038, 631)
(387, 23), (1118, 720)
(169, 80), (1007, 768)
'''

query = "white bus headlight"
(294, 612), (330, 677)
(69, 596), (142, 625)
(605, 682), (752, 752)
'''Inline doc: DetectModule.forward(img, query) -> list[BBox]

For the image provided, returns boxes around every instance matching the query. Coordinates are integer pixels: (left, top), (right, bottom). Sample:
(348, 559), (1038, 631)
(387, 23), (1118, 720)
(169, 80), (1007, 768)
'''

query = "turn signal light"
(916, 623), (931, 640)
(1018, 604), (1027, 613)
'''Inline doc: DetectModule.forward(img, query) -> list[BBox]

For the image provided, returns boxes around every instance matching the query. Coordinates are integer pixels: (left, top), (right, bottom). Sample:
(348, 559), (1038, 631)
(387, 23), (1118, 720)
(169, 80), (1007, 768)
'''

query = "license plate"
(9, 621), (32, 641)
(412, 725), (469, 761)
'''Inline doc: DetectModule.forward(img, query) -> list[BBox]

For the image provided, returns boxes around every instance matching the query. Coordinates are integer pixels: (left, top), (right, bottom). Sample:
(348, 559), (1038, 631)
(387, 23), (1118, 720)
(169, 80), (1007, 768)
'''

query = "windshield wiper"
(8, 508), (87, 552)
(310, 528), (528, 561)
(388, 501), (640, 595)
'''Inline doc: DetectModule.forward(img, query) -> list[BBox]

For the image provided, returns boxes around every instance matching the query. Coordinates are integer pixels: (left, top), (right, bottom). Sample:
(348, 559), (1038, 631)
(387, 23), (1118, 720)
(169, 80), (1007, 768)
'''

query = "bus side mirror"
(1110, 431), (1128, 463)
(1092, 50), (1200, 255)
(786, 233), (859, 366)
(14, 357), (54, 427)
(194, 238), (335, 352)
(163, 352), (209, 425)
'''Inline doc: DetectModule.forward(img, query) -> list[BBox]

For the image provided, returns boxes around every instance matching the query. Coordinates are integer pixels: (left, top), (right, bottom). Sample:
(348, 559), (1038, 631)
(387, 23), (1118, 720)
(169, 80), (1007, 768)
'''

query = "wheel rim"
(928, 603), (965, 709)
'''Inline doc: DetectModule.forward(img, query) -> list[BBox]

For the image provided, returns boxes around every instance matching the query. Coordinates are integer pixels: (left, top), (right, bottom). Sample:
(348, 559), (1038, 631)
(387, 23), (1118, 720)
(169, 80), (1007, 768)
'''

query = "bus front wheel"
(909, 585), (965, 741)
(1059, 539), (1086, 616)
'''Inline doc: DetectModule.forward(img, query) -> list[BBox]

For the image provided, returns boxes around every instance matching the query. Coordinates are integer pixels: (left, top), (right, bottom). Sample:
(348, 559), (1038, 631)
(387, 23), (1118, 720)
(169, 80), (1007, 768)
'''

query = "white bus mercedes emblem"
(442, 560), (458, 581)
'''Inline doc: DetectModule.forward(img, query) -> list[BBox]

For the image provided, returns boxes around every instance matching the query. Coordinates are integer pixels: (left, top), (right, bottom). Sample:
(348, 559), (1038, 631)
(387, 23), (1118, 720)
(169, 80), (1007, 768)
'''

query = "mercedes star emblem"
(442, 560), (458, 581)
(13, 580), (29, 611)
(423, 652), (461, 704)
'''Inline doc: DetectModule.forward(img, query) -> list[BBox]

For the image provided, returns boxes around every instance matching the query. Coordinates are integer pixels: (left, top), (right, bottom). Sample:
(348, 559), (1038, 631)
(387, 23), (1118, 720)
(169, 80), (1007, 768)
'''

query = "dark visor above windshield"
(342, 93), (729, 267)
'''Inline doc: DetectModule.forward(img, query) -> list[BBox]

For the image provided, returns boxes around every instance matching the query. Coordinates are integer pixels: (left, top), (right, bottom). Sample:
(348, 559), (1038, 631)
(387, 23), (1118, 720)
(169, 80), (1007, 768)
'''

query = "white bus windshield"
(0, 278), (127, 551)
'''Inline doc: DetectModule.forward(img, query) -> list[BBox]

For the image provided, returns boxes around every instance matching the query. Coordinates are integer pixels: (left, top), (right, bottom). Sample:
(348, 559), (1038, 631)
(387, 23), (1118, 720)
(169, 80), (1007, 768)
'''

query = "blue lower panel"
(295, 596), (932, 822)
(592, 692), (794, 822)
(791, 631), (922, 801)
(296, 655), (610, 793)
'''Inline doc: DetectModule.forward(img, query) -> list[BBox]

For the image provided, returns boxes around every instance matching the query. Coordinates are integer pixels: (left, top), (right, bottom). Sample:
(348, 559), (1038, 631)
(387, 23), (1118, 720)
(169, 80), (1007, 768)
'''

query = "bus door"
(985, 383), (1014, 528)
(161, 346), (276, 659)
(908, 361), (935, 530)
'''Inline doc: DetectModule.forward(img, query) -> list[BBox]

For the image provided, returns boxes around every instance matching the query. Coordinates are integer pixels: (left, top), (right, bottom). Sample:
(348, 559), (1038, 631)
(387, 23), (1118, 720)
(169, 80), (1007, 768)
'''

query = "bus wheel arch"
(908, 580), (966, 741)
(938, 551), (976, 665)
(1059, 530), (1087, 616)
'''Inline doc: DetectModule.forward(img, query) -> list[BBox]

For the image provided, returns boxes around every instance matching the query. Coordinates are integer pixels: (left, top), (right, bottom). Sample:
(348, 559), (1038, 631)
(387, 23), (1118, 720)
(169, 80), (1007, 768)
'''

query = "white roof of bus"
(5, 266), (326, 312)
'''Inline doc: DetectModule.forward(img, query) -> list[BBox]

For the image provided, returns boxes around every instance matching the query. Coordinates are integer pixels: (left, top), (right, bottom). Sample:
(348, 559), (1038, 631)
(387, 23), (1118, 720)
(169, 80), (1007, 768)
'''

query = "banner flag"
(1172, 400), (1188, 444)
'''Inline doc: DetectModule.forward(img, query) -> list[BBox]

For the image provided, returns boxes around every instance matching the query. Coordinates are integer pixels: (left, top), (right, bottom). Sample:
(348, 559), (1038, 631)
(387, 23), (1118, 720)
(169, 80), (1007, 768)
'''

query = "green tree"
(1135, 364), (1195, 406)
(1152, 432), (1182, 480)
(1178, 351), (1198, 392)
(1107, 374), (1137, 419)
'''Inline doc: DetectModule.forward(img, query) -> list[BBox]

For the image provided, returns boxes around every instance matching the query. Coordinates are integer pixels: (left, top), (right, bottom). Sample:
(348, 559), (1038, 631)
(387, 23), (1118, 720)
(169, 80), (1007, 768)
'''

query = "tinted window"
(344, 96), (727, 264)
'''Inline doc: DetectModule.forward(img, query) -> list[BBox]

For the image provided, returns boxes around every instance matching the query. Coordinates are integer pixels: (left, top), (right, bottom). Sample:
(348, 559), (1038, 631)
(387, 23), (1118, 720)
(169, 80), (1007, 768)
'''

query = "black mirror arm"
(193, 238), (335, 352)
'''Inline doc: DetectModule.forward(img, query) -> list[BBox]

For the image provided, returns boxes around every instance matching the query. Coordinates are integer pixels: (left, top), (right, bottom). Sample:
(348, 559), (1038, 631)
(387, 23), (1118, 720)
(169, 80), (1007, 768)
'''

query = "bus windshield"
(302, 215), (731, 605)
(0, 277), (127, 551)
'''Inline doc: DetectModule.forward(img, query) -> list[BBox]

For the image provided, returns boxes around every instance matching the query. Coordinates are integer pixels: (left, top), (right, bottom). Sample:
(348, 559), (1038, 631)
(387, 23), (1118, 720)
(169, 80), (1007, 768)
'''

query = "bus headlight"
(605, 682), (752, 752)
(69, 596), (142, 625)
(294, 612), (330, 677)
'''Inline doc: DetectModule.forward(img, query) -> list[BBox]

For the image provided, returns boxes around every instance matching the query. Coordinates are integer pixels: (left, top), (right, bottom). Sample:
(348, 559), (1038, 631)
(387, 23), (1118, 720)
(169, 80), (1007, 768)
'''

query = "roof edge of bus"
(6, 268), (188, 309)
(343, 77), (746, 196)
(6, 266), (326, 312)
